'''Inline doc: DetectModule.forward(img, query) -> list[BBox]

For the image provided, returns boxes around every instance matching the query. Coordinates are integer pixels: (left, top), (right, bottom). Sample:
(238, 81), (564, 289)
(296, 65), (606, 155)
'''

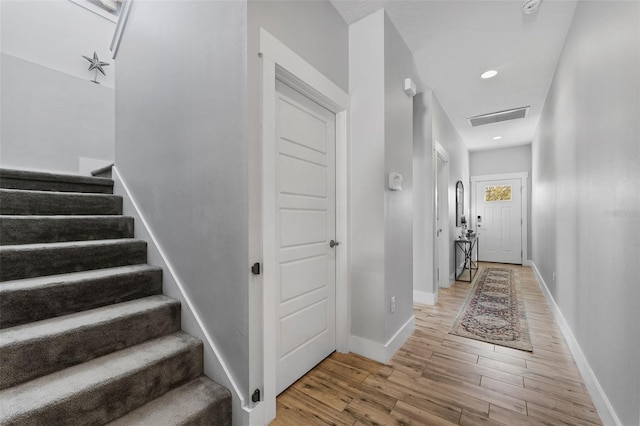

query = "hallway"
(271, 263), (602, 425)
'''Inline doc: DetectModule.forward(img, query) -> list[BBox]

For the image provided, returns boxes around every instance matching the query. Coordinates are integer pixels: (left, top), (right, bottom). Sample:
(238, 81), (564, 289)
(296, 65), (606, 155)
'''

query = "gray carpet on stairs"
(0, 168), (232, 425)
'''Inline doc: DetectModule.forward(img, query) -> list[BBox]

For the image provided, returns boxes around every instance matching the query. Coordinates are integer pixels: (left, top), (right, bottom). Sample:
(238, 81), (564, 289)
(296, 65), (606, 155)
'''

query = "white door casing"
(274, 80), (336, 394)
(473, 176), (524, 264)
(258, 28), (350, 424)
(434, 142), (450, 289)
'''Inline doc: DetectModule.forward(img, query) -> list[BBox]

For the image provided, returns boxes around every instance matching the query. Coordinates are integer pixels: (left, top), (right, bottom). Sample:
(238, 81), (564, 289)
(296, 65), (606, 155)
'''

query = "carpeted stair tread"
(0, 239), (147, 281)
(0, 264), (163, 329)
(0, 215), (134, 245)
(0, 295), (181, 389)
(0, 166), (231, 423)
(108, 376), (232, 426)
(0, 168), (113, 194)
(0, 188), (122, 215)
(0, 331), (203, 425)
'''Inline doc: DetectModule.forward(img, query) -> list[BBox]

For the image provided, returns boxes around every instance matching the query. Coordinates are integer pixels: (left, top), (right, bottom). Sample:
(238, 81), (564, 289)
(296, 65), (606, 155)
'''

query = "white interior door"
(275, 80), (336, 394)
(436, 153), (449, 288)
(474, 178), (522, 264)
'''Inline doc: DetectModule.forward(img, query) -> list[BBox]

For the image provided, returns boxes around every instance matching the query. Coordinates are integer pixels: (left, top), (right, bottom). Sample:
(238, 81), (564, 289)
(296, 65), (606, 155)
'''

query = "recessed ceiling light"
(493, 136), (502, 140)
(481, 70), (498, 79)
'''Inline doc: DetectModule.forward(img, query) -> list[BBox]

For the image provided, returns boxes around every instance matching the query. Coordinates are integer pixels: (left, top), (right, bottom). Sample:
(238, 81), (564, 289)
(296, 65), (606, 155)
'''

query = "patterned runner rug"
(450, 267), (533, 351)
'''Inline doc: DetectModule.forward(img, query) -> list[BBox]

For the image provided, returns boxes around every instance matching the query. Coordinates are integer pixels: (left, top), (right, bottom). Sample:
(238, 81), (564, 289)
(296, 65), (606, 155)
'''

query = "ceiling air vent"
(468, 106), (530, 127)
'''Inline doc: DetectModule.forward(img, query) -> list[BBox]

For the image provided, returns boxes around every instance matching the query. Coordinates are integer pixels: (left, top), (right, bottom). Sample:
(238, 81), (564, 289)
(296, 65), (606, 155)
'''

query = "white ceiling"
(330, 0), (577, 151)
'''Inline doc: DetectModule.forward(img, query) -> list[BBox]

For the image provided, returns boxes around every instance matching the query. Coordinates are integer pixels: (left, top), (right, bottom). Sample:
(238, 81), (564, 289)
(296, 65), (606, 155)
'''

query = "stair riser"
(2, 342), (203, 426)
(0, 217), (134, 245)
(0, 177), (113, 194)
(0, 190), (122, 215)
(0, 268), (162, 329)
(0, 242), (147, 281)
(188, 405), (232, 426)
(107, 377), (232, 426)
(0, 301), (181, 389)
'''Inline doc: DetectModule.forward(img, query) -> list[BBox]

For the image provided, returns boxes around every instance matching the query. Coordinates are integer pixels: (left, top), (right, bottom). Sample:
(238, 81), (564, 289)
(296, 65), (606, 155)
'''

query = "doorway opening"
(434, 141), (450, 289)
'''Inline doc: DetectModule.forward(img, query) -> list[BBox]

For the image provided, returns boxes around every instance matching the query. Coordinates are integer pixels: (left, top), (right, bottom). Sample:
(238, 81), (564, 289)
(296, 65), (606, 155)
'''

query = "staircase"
(0, 168), (232, 425)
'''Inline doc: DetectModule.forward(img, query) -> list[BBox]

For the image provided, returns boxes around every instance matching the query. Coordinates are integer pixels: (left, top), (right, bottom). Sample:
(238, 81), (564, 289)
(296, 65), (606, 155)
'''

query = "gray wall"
(413, 91), (435, 296)
(383, 12), (416, 340)
(247, 0), (348, 93)
(350, 10), (416, 351)
(349, 10), (387, 344)
(470, 144), (532, 259)
(0, 0), (115, 174)
(115, 0), (250, 401)
(531, 2), (639, 424)
(433, 97), (470, 280)
(1, 54), (114, 174)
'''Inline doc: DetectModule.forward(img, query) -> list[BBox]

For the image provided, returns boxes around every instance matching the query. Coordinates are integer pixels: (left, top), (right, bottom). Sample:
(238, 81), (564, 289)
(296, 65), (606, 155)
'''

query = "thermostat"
(389, 172), (403, 191)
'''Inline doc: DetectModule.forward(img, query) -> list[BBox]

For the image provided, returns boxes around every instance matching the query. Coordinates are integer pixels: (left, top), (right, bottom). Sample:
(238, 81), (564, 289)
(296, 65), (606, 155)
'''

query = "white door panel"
(279, 150), (327, 197)
(280, 299), (329, 357)
(278, 98), (328, 153)
(275, 80), (336, 394)
(280, 255), (327, 302)
(474, 178), (522, 264)
(279, 210), (327, 247)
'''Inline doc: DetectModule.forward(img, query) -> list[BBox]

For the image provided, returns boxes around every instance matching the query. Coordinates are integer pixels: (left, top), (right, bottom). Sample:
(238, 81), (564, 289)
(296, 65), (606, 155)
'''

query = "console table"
(455, 236), (479, 282)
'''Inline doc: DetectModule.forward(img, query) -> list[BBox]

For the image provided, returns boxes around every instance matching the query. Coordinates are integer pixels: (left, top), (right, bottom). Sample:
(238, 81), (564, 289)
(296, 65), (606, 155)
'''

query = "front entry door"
(474, 178), (522, 264)
(275, 80), (336, 394)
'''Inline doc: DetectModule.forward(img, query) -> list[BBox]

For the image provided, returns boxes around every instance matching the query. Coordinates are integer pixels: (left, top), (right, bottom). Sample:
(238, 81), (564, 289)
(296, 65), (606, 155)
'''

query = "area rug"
(449, 267), (533, 351)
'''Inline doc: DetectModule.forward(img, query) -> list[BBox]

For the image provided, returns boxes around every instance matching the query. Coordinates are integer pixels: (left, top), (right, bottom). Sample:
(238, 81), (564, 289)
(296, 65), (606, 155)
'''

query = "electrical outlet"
(390, 296), (396, 313)
(552, 272), (557, 285)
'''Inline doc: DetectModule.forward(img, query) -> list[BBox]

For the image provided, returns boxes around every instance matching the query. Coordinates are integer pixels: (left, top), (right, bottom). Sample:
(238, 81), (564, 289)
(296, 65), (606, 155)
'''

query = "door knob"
(329, 240), (340, 248)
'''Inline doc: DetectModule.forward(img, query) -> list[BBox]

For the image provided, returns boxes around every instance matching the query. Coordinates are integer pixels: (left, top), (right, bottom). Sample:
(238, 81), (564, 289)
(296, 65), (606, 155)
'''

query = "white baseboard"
(523, 259), (533, 266)
(350, 315), (415, 364)
(112, 167), (251, 426)
(530, 261), (620, 426)
(414, 290), (438, 305)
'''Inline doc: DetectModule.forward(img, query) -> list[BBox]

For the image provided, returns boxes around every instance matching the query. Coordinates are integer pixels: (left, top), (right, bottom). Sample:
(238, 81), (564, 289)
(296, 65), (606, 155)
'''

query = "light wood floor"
(271, 263), (603, 425)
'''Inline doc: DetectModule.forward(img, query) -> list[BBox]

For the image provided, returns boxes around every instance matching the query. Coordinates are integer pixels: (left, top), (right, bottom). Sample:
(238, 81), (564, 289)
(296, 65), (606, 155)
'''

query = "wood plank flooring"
(271, 263), (603, 425)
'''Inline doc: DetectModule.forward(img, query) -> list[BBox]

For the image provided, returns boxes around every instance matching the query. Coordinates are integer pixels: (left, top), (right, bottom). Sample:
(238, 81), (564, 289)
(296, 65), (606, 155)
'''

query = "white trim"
(413, 290), (438, 305)
(259, 30), (349, 110)
(260, 53), (277, 424)
(471, 172), (528, 265)
(435, 141), (450, 162)
(112, 167), (249, 421)
(258, 28), (350, 425)
(530, 262), (621, 426)
(110, 0), (133, 59)
(471, 172), (528, 182)
(350, 316), (415, 364)
(68, 0), (118, 22)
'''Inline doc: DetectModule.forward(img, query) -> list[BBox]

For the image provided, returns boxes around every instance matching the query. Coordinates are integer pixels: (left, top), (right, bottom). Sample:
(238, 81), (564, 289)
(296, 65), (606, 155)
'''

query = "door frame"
(434, 141), (451, 289)
(258, 28), (350, 423)
(470, 172), (529, 265)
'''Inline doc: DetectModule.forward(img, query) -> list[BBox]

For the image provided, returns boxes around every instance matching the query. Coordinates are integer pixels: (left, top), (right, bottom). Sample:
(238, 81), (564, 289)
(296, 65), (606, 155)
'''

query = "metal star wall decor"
(82, 51), (110, 84)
